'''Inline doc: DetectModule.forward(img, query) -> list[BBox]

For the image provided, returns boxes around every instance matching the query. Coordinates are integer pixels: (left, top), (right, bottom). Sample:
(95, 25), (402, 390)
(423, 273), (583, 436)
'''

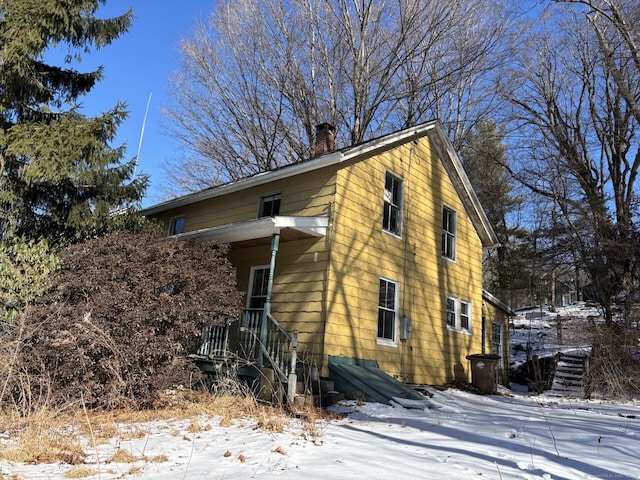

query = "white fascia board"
(141, 121), (442, 217)
(483, 290), (516, 317)
(427, 123), (499, 247)
(172, 216), (329, 244)
(340, 121), (438, 162)
(141, 154), (342, 216)
(272, 216), (330, 236)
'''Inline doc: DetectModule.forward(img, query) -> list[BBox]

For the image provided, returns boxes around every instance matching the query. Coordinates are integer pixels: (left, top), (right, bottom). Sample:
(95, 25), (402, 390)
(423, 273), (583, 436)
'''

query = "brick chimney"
(314, 123), (336, 157)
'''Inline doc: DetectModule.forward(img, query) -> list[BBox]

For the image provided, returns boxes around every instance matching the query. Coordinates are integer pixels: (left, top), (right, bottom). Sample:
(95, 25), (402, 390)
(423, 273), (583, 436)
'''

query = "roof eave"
(141, 152), (343, 217)
(483, 290), (516, 316)
(141, 121), (442, 217)
(427, 123), (499, 248)
(171, 215), (329, 244)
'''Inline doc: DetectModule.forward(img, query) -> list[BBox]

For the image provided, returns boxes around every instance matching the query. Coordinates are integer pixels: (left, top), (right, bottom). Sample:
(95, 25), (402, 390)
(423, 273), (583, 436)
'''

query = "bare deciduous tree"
(162, 0), (517, 195)
(500, 0), (640, 323)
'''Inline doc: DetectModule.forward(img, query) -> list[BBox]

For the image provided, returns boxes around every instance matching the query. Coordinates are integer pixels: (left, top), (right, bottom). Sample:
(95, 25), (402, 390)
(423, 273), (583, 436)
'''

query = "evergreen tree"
(0, 0), (147, 244)
(459, 120), (526, 296)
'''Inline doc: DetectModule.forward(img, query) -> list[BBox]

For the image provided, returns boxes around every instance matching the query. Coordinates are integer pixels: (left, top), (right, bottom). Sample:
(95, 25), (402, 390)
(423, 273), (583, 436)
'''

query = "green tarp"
(328, 356), (430, 406)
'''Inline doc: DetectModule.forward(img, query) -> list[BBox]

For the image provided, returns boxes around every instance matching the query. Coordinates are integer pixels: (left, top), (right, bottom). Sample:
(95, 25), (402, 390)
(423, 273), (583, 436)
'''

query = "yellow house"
(142, 120), (502, 391)
(482, 290), (515, 386)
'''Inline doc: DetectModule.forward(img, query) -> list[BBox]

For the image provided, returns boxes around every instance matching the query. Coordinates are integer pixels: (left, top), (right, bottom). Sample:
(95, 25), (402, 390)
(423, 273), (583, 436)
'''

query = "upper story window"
(258, 193), (281, 218)
(383, 172), (403, 236)
(377, 277), (398, 344)
(442, 206), (456, 260)
(169, 215), (186, 235)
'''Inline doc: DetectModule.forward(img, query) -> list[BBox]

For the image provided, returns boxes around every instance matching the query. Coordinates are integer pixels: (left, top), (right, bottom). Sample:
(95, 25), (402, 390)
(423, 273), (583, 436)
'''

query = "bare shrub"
(585, 322), (640, 400)
(1, 231), (244, 412)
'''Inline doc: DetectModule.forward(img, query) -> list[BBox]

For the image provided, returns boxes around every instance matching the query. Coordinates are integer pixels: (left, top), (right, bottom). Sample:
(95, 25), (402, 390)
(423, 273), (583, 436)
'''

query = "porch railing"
(196, 309), (298, 384)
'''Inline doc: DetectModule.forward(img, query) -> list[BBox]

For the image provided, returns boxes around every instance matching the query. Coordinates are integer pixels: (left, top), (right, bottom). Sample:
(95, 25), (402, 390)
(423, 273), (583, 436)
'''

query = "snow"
(510, 302), (602, 369)
(2, 302), (639, 479)
(2, 389), (639, 479)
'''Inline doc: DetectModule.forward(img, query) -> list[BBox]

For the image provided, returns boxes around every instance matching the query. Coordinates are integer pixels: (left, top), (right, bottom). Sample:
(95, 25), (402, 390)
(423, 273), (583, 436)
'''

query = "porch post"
(260, 232), (280, 366)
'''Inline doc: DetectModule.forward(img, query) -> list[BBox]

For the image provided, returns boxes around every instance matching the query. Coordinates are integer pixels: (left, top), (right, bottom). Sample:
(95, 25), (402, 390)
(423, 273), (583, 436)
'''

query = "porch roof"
(172, 215), (329, 246)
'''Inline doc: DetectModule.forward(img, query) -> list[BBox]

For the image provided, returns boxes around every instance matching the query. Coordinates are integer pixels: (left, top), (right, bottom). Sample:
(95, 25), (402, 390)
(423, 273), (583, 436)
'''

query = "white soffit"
(173, 216), (329, 244)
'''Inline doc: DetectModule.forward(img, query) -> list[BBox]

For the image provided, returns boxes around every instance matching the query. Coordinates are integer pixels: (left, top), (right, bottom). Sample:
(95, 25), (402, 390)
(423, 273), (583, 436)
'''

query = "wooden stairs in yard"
(548, 350), (590, 398)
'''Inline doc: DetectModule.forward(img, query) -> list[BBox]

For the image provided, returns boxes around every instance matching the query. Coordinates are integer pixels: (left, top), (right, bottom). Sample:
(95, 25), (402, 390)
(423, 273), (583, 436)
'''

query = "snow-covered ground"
(2, 388), (638, 479)
(2, 302), (639, 479)
(510, 302), (602, 369)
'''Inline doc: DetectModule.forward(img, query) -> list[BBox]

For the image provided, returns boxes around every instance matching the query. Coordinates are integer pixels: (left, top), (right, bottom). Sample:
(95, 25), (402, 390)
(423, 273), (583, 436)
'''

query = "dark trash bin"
(466, 354), (501, 394)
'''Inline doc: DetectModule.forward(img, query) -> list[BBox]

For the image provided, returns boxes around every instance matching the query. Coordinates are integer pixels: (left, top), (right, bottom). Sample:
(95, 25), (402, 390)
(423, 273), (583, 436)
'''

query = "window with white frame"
(442, 206), (456, 260)
(247, 266), (270, 309)
(446, 296), (456, 328)
(461, 300), (471, 331)
(491, 322), (503, 356)
(169, 215), (186, 235)
(258, 193), (281, 218)
(446, 295), (472, 332)
(377, 277), (398, 343)
(383, 172), (403, 236)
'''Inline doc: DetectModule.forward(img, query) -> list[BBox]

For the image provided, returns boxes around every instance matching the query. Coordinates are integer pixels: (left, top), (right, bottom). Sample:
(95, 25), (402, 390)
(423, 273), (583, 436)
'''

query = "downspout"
(260, 232), (280, 366)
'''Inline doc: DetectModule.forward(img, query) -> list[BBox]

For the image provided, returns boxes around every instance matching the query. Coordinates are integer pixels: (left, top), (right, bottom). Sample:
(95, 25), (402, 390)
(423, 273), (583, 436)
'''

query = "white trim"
(491, 321), (504, 358)
(446, 295), (472, 334)
(446, 295), (457, 329)
(483, 289), (515, 316)
(247, 265), (270, 309)
(169, 215), (329, 243)
(377, 276), (399, 346)
(460, 299), (472, 333)
(258, 192), (281, 218)
(442, 205), (457, 261)
(382, 171), (403, 238)
(141, 152), (341, 216)
(140, 120), (498, 247)
(427, 123), (498, 246)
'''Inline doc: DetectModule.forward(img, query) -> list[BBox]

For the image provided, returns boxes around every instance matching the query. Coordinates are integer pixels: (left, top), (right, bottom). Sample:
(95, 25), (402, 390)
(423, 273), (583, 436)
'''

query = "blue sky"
(60, 1), (213, 207)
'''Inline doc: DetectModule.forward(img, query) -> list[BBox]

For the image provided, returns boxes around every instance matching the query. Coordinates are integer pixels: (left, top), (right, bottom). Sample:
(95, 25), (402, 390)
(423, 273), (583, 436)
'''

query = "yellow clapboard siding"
(150, 126), (491, 386)
(322, 134), (485, 383)
(157, 168), (337, 233)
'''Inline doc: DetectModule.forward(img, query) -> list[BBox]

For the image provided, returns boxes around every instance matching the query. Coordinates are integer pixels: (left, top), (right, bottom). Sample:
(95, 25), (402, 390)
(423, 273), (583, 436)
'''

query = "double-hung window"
(258, 193), (281, 218)
(446, 296), (456, 328)
(383, 172), (403, 236)
(460, 301), (471, 331)
(442, 206), (456, 260)
(446, 295), (471, 333)
(378, 278), (398, 343)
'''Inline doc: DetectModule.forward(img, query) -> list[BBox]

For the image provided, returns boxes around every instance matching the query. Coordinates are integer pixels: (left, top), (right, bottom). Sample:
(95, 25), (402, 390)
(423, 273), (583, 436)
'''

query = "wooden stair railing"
(262, 312), (298, 383)
(194, 310), (299, 403)
(197, 323), (230, 359)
